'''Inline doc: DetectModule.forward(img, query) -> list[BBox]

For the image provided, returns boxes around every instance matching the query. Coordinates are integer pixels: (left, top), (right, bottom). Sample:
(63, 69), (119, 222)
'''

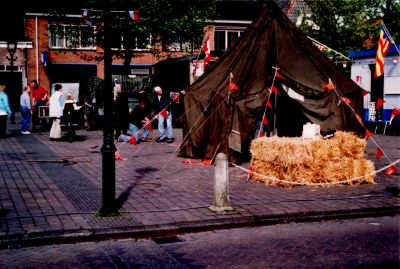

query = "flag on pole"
(128, 11), (140, 22)
(374, 24), (391, 78)
(160, 108), (169, 118)
(203, 34), (211, 67)
(82, 9), (93, 26)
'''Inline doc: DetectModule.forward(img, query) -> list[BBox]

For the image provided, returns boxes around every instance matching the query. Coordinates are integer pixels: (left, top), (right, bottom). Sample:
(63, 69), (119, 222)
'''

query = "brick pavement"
(0, 123), (399, 248)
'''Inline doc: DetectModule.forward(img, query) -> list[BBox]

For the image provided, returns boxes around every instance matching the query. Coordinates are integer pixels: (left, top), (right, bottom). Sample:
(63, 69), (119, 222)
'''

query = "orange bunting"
(128, 136), (137, 145)
(376, 98), (385, 109)
(266, 99), (272, 109)
(258, 130), (264, 138)
(249, 166), (253, 174)
(365, 129), (373, 140)
(384, 165), (398, 175)
(322, 82), (335, 91)
(115, 151), (124, 161)
(362, 89), (369, 96)
(376, 147), (384, 159)
(271, 85), (280, 95)
(341, 97), (352, 105)
(229, 82), (240, 91)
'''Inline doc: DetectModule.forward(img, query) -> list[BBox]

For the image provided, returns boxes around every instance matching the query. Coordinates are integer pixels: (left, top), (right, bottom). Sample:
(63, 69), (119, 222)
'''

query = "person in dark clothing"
(152, 86), (174, 143)
(128, 100), (152, 142)
(30, 80), (48, 132)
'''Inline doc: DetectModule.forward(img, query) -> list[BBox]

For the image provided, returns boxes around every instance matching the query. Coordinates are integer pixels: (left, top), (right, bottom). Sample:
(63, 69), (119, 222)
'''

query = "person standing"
(20, 86), (32, 134)
(49, 84), (65, 141)
(113, 84), (129, 140)
(153, 86), (174, 143)
(0, 81), (12, 138)
(30, 80), (48, 132)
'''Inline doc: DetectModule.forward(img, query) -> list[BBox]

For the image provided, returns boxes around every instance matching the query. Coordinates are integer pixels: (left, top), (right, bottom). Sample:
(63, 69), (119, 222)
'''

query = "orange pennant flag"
(266, 99), (272, 109)
(258, 130), (264, 137)
(384, 165), (398, 175)
(160, 108), (169, 118)
(341, 97), (352, 105)
(128, 136), (137, 145)
(262, 116), (268, 127)
(376, 98), (385, 109)
(145, 123), (153, 132)
(365, 129), (373, 140)
(201, 160), (212, 165)
(390, 108), (400, 118)
(362, 89), (369, 96)
(275, 71), (286, 80)
(271, 85), (280, 95)
(115, 151), (124, 161)
(322, 82), (335, 91)
(229, 82), (240, 91)
(376, 147), (384, 159)
(249, 166), (254, 174)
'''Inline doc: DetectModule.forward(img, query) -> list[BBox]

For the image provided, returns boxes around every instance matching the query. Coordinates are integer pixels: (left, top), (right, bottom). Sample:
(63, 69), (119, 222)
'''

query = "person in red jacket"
(30, 80), (49, 132)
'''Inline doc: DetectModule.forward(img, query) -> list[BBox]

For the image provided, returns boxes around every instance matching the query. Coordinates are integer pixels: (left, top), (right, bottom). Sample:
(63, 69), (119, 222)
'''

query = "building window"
(214, 29), (245, 51)
(49, 24), (96, 49)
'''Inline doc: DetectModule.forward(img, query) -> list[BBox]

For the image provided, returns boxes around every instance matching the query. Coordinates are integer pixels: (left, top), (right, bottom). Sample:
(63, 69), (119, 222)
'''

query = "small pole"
(209, 153), (233, 212)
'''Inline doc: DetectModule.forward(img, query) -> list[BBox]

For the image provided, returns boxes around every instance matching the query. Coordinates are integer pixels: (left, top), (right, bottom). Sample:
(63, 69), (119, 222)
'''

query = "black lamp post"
(99, 2), (117, 215)
(6, 41), (18, 124)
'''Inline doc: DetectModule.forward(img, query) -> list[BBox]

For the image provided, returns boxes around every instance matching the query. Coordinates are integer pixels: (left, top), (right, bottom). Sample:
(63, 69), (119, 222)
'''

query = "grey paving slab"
(0, 122), (399, 248)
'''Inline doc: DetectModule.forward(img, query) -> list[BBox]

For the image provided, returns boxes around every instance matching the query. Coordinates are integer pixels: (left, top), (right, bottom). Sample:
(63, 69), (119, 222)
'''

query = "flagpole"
(308, 36), (352, 61)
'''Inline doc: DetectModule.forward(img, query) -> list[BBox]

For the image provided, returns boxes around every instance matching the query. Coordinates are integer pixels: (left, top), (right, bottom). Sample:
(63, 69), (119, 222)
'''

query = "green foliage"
(299, 0), (400, 57)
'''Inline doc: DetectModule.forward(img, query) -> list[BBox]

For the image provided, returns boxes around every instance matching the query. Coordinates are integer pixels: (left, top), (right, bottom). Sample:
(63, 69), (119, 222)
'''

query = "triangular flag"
(376, 147), (384, 159)
(128, 10), (140, 22)
(201, 160), (212, 165)
(271, 85), (280, 95)
(341, 97), (352, 105)
(145, 123), (153, 132)
(262, 116), (268, 127)
(365, 129), (373, 140)
(384, 165), (398, 175)
(115, 151), (124, 161)
(322, 82), (335, 91)
(376, 98), (385, 109)
(275, 71), (286, 80)
(128, 136), (137, 145)
(266, 99), (272, 109)
(249, 165), (253, 174)
(160, 108), (169, 118)
(258, 130), (264, 137)
(390, 108), (400, 118)
(362, 89), (369, 96)
(229, 82), (239, 91)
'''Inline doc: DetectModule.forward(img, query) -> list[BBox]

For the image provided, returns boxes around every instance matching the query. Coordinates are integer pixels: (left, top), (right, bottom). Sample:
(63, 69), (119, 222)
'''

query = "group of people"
(115, 85), (176, 144)
(0, 81), (176, 144)
(0, 79), (48, 138)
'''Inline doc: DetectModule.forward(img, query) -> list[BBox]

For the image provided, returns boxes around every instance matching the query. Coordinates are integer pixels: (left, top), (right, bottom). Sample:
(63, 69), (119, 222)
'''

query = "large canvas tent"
(179, 2), (364, 163)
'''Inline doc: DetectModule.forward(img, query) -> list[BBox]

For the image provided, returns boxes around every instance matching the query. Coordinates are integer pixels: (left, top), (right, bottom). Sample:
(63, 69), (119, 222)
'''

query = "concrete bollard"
(209, 153), (234, 212)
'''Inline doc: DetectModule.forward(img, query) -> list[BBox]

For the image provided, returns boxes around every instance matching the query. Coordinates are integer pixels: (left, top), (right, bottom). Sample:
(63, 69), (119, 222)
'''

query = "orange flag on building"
(374, 24), (391, 78)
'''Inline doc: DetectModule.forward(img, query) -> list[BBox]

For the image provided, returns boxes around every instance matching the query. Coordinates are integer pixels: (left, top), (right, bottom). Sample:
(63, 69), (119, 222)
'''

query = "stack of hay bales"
(250, 131), (375, 187)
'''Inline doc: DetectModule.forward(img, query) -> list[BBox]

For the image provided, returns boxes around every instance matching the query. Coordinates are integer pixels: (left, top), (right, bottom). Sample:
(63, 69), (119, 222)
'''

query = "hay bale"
(250, 132), (375, 187)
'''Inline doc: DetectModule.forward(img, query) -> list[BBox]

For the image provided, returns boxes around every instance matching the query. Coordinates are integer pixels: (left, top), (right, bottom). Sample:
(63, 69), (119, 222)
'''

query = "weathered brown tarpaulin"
(179, 2), (363, 163)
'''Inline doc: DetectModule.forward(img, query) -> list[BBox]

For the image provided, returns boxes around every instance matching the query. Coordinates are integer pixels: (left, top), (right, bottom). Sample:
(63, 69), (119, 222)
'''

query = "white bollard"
(209, 153), (234, 212)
